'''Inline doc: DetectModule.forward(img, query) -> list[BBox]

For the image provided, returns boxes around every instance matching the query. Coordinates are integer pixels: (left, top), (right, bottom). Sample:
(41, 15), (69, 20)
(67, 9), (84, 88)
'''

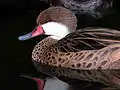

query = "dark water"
(1, 0), (120, 90)
(0, 1), (49, 90)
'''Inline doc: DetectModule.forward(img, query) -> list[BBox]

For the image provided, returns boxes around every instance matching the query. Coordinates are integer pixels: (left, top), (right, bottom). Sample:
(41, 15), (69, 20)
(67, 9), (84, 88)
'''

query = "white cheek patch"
(50, 36), (62, 40)
(42, 22), (71, 40)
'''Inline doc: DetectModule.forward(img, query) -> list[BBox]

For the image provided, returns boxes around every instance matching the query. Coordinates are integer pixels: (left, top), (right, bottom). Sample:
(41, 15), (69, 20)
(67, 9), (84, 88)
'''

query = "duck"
(18, 6), (120, 90)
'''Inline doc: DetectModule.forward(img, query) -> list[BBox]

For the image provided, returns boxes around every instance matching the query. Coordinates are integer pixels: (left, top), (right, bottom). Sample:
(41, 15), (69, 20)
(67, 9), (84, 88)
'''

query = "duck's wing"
(56, 27), (120, 52)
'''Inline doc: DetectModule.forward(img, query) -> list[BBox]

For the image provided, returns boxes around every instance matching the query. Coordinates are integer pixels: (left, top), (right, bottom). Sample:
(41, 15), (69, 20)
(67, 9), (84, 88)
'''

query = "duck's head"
(18, 6), (77, 41)
(18, 22), (71, 40)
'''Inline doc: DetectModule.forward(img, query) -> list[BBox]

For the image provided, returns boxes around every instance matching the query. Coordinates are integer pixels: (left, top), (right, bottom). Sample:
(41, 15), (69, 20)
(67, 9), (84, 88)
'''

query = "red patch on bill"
(32, 26), (44, 37)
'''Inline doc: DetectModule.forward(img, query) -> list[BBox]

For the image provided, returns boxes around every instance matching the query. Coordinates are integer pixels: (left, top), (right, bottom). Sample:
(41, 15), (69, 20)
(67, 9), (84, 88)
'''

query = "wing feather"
(56, 28), (120, 52)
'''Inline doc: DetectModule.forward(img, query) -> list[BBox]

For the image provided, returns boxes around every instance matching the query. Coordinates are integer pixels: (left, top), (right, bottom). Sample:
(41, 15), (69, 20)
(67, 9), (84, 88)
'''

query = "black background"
(0, 0), (49, 90)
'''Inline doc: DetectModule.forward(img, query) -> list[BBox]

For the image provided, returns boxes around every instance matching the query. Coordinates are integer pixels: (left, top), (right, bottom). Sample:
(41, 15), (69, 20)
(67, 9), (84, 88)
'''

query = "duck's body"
(32, 28), (120, 88)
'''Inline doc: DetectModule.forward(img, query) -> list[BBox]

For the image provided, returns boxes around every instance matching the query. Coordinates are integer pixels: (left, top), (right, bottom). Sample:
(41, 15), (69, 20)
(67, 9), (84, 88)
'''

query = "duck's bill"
(18, 25), (44, 41)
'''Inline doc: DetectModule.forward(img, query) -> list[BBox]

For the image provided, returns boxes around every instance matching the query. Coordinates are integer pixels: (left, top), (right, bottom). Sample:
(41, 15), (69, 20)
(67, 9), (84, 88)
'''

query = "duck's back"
(56, 27), (120, 52)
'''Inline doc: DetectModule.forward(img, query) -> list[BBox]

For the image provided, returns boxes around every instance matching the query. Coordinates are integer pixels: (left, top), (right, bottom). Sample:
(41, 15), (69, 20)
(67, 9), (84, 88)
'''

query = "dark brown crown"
(36, 6), (77, 31)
